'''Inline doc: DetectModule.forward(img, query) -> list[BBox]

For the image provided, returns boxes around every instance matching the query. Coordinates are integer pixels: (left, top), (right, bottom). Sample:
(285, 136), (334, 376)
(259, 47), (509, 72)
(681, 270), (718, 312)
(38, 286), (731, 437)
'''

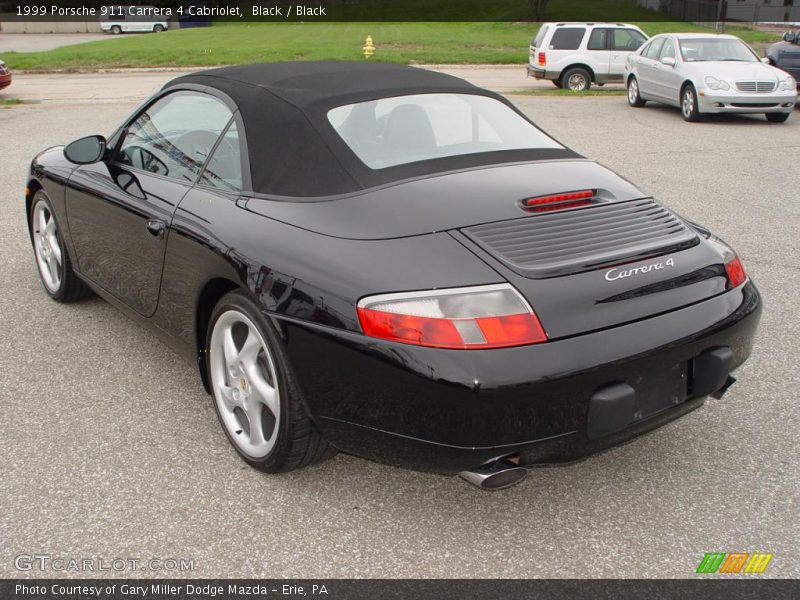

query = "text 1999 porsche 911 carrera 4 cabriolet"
(26, 62), (761, 489)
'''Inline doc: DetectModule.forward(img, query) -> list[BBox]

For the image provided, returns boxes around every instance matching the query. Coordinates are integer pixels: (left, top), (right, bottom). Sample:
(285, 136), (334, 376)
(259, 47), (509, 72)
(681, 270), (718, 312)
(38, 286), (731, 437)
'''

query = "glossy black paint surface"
(25, 81), (763, 475)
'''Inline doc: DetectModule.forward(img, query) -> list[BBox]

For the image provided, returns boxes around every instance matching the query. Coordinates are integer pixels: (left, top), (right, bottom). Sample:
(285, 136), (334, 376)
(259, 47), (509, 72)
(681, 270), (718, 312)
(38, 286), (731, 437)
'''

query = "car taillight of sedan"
(358, 284), (548, 349)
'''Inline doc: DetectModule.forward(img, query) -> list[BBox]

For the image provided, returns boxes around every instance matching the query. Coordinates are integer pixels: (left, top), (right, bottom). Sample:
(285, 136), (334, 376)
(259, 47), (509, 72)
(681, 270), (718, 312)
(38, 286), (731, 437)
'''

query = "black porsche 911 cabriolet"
(26, 62), (761, 489)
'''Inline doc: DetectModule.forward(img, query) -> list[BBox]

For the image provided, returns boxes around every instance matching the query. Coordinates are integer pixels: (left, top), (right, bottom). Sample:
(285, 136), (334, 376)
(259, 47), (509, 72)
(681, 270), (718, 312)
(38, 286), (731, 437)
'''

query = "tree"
(530, 0), (551, 21)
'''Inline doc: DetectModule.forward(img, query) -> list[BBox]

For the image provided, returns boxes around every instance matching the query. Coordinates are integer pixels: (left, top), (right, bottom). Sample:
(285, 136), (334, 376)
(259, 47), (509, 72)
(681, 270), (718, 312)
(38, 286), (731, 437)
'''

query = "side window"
(117, 91), (234, 183)
(199, 120), (243, 193)
(549, 28), (586, 50)
(643, 38), (665, 60)
(588, 28), (610, 51)
(613, 29), (647, 51)
(660, 38), (676, 60)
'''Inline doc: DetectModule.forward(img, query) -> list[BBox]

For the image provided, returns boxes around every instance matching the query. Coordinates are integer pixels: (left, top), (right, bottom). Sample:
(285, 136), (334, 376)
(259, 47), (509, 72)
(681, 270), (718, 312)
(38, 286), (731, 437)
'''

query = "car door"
(65, 90), (236, 316)
(636, 37), (665, 98)
(586, 28), (612, 81)
(651, 37), (683, 104)
(610, 28), (648, 80)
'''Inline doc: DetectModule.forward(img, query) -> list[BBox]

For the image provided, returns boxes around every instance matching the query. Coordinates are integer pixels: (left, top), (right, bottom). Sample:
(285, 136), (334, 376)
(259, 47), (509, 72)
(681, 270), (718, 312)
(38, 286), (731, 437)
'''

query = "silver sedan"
(624, 33), (797, 122)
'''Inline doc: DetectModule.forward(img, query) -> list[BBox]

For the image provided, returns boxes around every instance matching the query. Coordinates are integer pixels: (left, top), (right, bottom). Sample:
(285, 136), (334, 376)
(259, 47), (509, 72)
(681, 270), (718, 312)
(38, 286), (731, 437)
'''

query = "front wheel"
(627, 77), (646, 107)
(153, 24), (165, 33)
(110, 25), (122, 35)
(681, 84), (701, 122)
(207, 291), (336, 473)
(30, 191), (91, 302)
(552, 79), (563, 88)
(765, 112), (790, 123)
(563, 67), (591, 91)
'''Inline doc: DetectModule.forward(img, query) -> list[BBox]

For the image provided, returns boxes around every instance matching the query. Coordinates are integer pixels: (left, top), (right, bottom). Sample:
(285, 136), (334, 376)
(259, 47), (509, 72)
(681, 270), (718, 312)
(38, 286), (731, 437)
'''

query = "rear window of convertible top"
(327, 93), (563, 170)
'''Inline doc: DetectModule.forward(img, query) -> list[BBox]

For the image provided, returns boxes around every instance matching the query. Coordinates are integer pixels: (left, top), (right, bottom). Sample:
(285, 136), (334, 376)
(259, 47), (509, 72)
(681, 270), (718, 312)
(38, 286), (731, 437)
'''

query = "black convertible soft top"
(165, 62), (580, 197)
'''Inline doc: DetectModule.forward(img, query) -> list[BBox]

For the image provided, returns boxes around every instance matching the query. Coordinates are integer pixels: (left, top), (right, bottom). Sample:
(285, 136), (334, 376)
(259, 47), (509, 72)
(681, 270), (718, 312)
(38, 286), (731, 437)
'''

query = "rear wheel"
(552, 79), (563, 88)
(153, 24), (165, 33)
(765, 112), (790, 123)
(563, 67), (591, 91)
(681, 84), (701, 122)
(30, 191), (91, 302)
(627, 76), (646, 107)
(110, 25), (122, 35)
(207, 291), (336, 472)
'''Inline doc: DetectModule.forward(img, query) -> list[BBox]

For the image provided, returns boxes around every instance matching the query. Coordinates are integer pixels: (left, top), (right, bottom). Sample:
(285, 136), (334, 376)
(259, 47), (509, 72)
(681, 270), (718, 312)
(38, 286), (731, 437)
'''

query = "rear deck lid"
(455, 201), (731, 339)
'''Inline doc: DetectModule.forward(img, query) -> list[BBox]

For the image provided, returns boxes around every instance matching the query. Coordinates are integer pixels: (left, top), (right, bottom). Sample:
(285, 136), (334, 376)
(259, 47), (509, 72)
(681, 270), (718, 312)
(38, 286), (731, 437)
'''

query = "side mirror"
(661, 56), (676, 67)
(64, 135), (107, 165)
(783, 31), (796, 43)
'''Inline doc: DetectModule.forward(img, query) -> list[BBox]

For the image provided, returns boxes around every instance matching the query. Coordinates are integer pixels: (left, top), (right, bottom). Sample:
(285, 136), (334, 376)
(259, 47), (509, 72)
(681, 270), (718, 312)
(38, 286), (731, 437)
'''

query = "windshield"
(679, 38), (758, 62)
(327, 93), (563, 170)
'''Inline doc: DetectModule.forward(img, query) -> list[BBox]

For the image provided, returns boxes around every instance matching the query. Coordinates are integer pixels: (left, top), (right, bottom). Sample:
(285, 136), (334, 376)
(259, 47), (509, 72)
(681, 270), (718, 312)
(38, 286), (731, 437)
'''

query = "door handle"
(146, 219), (166, 239)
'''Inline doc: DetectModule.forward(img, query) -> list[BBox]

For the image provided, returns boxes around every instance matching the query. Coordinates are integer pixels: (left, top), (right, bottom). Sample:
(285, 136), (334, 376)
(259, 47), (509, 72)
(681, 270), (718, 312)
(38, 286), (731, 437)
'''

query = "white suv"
(528, 22), (648, 90)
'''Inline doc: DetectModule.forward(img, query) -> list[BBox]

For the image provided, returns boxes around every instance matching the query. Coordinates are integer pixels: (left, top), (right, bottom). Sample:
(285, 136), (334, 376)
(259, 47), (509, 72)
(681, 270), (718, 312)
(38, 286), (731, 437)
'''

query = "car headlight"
(779, 77), (796, 91)
(704, 76), (730, 91)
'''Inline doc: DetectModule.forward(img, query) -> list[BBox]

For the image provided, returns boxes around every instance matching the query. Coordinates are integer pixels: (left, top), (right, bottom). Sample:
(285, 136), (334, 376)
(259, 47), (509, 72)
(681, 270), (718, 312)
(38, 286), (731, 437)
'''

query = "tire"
(552, 79), (563, 89)
(153, 24), (165, 33)
(627, 76), (646, 107)
(30, 191), (91, 303)
(681, 84), (701, 122)
(765, 112), (789, 123)
(207, 290), (336, 473)
(563, 67), (592, 91)
(110, 25), (122, 35)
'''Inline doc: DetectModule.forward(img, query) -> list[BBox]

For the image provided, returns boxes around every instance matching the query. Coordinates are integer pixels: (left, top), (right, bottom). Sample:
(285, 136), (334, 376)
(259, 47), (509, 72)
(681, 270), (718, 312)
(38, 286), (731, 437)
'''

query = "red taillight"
(523, 189), (595, 212)
(357, 284), (548, 350)
(538, 52), (546, 66)
(725, 256), (746, 289)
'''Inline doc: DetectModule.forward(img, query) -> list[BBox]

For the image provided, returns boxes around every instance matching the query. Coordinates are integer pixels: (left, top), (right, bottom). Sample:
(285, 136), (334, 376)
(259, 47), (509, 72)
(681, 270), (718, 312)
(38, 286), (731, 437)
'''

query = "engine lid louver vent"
(461, 198), (699, 279)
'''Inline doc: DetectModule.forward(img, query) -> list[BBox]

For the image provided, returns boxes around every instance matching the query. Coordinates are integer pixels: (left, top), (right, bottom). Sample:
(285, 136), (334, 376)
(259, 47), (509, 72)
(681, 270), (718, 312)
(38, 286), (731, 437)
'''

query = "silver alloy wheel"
(628, 79), (639, 104)
(210, 309), (280, 458)
(683, 89), (695, 118)
(32, 201), (63, 292)
(567, 73), (587, 91)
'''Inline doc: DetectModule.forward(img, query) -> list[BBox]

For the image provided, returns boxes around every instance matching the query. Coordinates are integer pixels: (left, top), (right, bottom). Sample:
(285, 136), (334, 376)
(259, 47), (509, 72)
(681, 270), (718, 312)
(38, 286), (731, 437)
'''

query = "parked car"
(100, 6), (169, 34)
(528, 22), (648, 90)
(25, 62), (761, 490)
(0, 59), (11, 90)
(765, 30), (800, 89)
(625, 33), (797, 122)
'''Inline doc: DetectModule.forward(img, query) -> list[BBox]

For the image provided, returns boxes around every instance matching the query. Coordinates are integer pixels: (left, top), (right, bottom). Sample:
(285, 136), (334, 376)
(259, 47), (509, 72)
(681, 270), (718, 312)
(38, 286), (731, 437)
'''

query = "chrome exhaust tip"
(459, 458), (527, 491)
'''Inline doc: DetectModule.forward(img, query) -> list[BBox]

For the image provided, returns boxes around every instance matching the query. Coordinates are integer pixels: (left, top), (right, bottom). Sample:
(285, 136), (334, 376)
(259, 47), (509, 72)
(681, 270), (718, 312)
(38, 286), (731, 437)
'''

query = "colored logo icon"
(696, 552), (773, 574)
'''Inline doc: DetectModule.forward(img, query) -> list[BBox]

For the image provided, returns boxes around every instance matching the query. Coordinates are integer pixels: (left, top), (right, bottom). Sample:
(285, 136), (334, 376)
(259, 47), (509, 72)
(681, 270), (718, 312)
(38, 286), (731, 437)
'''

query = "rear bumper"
(278, 282), (761, 474)
(527, 65), (554, 80)
(0, 74), (11, 90)
(699, 90), (796, 113)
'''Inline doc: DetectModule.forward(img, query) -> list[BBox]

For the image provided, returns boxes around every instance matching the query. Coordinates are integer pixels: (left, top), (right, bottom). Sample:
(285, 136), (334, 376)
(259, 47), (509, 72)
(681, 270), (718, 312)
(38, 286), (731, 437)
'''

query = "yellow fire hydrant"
(363, 35), (375, 60)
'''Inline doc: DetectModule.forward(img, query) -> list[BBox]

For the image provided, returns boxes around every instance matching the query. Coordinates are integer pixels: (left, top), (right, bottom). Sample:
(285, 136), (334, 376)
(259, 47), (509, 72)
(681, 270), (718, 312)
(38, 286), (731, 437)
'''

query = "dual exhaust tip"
(459, 457), (527, 491)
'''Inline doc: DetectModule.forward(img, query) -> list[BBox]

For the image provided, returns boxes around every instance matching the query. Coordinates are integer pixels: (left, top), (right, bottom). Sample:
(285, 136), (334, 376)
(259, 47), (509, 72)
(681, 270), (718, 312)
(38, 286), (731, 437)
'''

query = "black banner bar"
(2, 579), (800, 600)
(0, 0), (797, 23)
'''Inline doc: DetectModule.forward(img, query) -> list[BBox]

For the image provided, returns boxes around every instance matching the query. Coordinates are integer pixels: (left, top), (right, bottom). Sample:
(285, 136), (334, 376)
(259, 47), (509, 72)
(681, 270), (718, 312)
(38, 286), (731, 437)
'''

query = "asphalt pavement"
(0, 33), (118, 54)
(0, 81), (798, 578)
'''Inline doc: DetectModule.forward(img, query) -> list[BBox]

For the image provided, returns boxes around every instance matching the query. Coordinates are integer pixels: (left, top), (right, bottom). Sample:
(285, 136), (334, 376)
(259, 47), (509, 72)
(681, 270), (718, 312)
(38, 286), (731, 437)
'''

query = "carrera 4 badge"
(605, 257), (676, 282)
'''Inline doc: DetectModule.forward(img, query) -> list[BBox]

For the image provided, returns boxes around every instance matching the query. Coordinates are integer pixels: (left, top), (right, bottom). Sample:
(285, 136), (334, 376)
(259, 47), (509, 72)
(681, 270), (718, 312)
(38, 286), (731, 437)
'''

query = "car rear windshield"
(532, 24), (549, 47)
(549, 27), (586, 50)
(679, 38), (758, 62)
(327, 93), (564, 170)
